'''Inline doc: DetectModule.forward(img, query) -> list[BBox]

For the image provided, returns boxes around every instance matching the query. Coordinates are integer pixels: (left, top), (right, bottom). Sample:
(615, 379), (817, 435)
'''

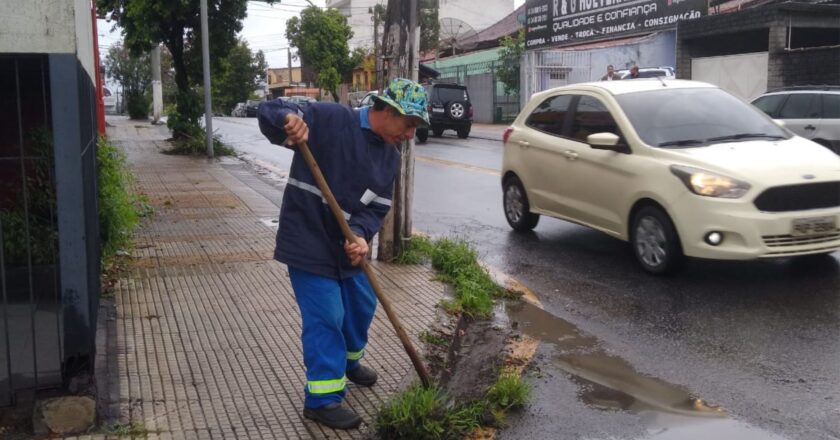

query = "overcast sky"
(97, 0), (525, 70)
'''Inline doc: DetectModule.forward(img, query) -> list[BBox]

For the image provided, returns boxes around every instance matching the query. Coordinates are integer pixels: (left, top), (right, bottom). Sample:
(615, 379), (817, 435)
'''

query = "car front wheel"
(630, 206), (684, 275)
(416, 127), (428, 143)
(503, 176), (539, 231)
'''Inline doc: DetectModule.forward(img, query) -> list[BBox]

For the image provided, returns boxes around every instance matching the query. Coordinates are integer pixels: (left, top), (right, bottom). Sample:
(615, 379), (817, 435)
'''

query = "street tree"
(419, 0), (439, 53)
(497, 30), (525, 96)
(96, 0), (270, 137)
(286, 7), (356, 102)
(212, 40), (268, 115)
(104, 44), (151, 119)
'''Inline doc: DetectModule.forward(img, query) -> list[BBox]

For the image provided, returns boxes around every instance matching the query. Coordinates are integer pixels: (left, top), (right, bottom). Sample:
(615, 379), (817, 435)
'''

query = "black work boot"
(303, 402), (362, 429)
(346, 364), (378, 387)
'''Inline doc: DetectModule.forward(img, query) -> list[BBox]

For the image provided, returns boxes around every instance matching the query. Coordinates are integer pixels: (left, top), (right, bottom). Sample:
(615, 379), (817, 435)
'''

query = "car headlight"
(670, 165), (751, 198)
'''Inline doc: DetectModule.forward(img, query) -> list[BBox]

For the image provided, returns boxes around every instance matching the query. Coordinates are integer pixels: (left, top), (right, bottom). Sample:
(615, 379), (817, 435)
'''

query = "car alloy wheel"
(503, 176), (539, 231)
(635, 216), (668, 268)
(449, 102), (465, 119)
(630, 206), (684, 275)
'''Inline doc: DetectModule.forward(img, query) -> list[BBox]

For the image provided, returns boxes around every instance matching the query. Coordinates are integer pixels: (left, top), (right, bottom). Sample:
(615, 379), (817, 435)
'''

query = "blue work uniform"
(257, 100), (400, 408)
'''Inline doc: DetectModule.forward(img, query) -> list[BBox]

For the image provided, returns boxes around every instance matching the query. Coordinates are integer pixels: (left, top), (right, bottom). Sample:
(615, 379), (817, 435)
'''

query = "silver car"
(752, 87), (840, 154)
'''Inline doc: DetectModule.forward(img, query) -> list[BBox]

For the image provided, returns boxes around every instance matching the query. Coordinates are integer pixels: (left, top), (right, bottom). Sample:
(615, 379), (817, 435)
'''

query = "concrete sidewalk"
(76, 118), (448, 439)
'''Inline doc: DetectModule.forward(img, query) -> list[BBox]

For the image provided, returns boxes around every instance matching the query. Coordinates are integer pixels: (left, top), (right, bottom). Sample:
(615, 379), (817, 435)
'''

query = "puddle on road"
(499, 300), (789, 440)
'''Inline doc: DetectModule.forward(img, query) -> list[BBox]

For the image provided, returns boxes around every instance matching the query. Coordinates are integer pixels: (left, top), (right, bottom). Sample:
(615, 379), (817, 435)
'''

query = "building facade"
(0, 0), (103, 407)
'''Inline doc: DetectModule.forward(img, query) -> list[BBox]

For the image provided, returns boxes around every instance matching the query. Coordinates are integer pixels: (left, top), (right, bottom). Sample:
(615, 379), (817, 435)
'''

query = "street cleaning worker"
(257, 78), (429, 430)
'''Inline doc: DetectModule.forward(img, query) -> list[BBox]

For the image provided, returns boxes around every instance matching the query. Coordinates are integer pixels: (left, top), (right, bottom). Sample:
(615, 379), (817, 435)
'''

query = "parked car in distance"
(419, 82), (473, 142)
(502, 79), (840, 274)
(615, 67), (676, 80)
(245, 100), (262, 117)
(286, 95), (317, 108)
(751, 86), (840, 154)
(232, 102), (246, 117)
(102, 87), (117, 114)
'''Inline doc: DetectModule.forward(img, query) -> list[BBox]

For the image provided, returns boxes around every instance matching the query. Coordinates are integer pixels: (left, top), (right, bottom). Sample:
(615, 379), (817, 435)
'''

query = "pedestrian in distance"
(626, 65), (641, 79)
(600, 64), (619, 81)
(257, 78), (429, 430)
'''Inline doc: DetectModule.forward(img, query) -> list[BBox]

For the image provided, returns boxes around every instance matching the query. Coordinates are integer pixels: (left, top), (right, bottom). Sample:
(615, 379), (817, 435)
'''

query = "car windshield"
(615, 88), (790, 148)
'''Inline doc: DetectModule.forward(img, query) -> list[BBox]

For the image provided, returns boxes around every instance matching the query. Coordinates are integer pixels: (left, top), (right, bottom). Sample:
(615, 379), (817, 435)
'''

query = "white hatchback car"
(502, 79), (840, 274)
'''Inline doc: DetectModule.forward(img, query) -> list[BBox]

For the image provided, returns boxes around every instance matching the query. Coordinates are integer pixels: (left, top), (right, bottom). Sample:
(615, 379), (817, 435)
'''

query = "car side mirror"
(772, 119), (786, 128)
(588, 132), (630, 154)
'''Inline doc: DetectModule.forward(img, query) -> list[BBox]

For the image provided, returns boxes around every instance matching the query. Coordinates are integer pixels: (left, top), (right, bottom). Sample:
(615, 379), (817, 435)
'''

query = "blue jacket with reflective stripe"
(258, 99), (400, 279)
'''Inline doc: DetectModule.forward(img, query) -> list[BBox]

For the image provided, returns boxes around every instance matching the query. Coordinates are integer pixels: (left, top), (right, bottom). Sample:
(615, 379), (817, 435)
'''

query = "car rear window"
(823, 94), (840, 119)
(638, 70), (668, 78)
(779, 94), (820, 119)
(434, 86), (468, 103)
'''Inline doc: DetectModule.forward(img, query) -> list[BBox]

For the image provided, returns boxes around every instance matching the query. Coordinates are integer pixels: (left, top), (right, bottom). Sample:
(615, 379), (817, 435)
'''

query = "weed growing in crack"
(375, 368), (531, 438)
(104, 422), (152, 437)
(396, 236), (504, 318)
(419, 330), (449, 347)
(486, 368), (530, 411)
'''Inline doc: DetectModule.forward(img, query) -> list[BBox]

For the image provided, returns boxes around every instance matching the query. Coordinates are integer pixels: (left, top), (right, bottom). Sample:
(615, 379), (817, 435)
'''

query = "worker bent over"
(257, 78), (429, 430)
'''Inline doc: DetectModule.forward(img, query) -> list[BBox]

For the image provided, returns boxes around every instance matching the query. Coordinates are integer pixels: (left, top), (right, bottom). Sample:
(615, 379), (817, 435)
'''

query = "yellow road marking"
(415, 155), (501, 176)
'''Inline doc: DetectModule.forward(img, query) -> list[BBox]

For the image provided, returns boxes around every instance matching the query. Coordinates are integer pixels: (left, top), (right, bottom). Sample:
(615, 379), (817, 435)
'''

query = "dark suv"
(416, 82), (473, 142)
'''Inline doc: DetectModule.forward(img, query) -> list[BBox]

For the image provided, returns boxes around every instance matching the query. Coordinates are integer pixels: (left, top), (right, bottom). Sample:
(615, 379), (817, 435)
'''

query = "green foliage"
(286, 7), (355, 102)
(97, 138), (144, 260)
(376, 368), (530, 438)
(212, 40), (268, 115)
(396, 236), (502, 318)
(0, 129), (57, 266)
(104, 422), (151, 437)
(419, 330), (449, 347)
(486, 368), (530, 410)
(126, 92), (150, 120)
(164, 132), (235, 157)
(497, 30), (525, 96)
(97, 0), (268, 138)
(166, 90), (202, 139)
(420, 0), (440, 53)
(375, 384), (480, 440)
(104, 44), (151, 100)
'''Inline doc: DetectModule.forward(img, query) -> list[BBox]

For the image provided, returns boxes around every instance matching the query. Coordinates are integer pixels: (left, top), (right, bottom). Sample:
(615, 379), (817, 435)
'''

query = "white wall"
(0, 0), (77, 53)
(74, 0), (96, 84)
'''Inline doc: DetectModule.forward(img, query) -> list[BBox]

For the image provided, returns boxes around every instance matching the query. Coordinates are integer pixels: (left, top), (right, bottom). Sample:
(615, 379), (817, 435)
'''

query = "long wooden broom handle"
(297, 141), (431, 387)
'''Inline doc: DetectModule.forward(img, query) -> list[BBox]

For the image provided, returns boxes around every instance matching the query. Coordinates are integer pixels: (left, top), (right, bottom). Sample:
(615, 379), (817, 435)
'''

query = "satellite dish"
(438, 17), (478, 56)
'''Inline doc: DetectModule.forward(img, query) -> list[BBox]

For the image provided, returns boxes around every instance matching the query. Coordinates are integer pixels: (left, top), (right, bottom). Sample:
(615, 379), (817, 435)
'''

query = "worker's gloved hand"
(344, 236), (369, 266)
(284, 113), (309, 147)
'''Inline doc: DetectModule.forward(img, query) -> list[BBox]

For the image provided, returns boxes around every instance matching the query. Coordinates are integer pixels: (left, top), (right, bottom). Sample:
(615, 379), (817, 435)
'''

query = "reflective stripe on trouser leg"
(340, 271), (377, 372)
(288, 267), (348, 408)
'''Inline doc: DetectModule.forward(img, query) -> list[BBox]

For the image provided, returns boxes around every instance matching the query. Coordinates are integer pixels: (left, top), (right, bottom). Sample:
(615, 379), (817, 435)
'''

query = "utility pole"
(377, 0), (420, 261)
(151, 44), (162, 124)
(200, 0), (214, 158)
(287, 47), (293, 92)
(372, 7), (379, 90)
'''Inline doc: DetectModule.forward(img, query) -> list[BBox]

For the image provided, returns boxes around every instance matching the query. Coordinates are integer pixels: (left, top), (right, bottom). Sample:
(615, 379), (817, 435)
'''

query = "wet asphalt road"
(213, 117), (840, 440)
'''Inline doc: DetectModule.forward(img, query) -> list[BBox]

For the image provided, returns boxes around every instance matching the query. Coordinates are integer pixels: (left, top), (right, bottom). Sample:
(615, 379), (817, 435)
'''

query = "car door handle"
(563, 150), (579, 160)
(518, 140), (530, 148)
(804, 125), (816, 130)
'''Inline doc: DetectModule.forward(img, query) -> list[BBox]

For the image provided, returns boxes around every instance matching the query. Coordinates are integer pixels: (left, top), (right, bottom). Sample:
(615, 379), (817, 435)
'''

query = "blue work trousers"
(288, 266), (377, 408)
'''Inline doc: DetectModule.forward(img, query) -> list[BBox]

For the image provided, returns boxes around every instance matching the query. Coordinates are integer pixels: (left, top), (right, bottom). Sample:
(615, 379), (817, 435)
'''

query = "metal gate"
(522, 49), (593, 107)
(691, 52), (769, 100)
(434, 60), (521, 124)
(0, 53), (100, 406)
(466, 73), (494, 124)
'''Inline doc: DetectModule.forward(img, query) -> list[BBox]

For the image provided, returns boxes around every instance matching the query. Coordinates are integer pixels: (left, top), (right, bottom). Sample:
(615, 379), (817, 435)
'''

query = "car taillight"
(469, 106), (473, 118)
(503, 127), (513, 144)
(427, 104), (432, 113)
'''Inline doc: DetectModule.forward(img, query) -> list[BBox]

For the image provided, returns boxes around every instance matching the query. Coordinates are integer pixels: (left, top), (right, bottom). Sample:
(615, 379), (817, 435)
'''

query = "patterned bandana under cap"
(373, 78), (429, 125)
